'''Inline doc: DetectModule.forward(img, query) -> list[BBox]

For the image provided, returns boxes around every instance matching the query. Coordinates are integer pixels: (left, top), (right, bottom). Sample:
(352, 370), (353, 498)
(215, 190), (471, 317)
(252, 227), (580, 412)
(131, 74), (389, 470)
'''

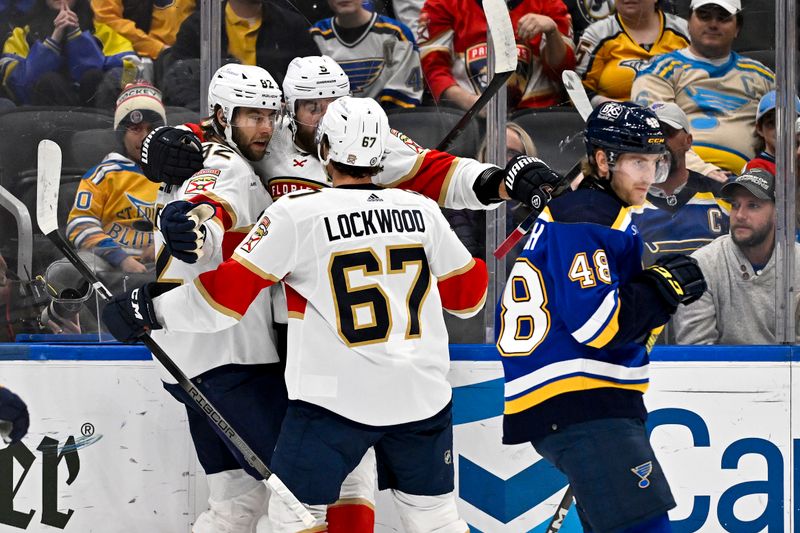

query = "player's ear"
(215, 106), (228, 128)
(594, 149), (610, 177)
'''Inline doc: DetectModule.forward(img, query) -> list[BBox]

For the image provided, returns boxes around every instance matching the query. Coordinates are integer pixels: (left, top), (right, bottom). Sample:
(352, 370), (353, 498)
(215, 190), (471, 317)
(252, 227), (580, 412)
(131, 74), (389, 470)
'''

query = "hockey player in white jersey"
(126, 63), (284, 533)
(142, 55), (567, 217)
(104, 97), (488, 533)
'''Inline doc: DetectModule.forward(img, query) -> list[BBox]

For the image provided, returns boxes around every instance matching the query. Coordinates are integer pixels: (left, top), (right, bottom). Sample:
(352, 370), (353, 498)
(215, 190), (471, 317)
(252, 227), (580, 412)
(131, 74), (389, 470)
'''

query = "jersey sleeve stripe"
(438, 258), (488, 316)
(571, 289), (619, 343)
(231, 252), (281, 282)
(195, 258), (276, 320)
(193, 277), (244, 321)
(437, 258), (476, 281)
(437, 159), (460, 205)
(586, 302), (621, 349)
(286, 283), (307, 319)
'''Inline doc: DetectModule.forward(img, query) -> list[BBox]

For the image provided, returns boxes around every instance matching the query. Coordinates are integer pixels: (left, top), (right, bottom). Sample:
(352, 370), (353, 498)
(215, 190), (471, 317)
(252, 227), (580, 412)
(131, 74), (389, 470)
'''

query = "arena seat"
(68, 129), (119, 174)
(509, 107), (586, 176)
(740, 49), (775, 72)
(0, 107), (113, 190)
(166, 106), (202, 127)
(385, 106), (480, 159)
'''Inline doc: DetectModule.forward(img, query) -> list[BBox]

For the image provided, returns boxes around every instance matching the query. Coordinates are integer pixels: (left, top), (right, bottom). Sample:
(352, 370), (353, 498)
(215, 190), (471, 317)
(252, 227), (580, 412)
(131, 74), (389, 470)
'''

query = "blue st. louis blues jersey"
(498, 188), (664, 444)
(633, 171), (730, 266)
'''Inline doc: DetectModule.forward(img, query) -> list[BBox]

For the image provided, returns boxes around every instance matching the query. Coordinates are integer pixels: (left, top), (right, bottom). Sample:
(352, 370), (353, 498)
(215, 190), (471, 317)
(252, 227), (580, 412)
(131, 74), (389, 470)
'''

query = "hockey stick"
(435, 0), (517, 151)
(493, 70), (591, 258)
(545, 486), (574, 532)
(35, 140), (316, 528)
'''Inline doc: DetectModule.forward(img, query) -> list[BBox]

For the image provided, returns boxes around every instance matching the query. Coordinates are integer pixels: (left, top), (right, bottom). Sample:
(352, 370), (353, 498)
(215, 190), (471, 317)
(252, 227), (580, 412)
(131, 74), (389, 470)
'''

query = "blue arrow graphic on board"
(459, 454), (568, 524)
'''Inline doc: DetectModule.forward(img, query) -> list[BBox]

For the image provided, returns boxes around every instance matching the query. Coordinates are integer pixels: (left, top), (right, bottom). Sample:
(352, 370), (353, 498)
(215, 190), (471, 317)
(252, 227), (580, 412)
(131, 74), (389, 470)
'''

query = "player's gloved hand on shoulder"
(640, 254), (706, 309)
(503, 155), (569, 211)
(158, 201), (215, 263)
(0, 387), (29, 444)
(101, 283), (162, 343)
(141, 126), (204, 186)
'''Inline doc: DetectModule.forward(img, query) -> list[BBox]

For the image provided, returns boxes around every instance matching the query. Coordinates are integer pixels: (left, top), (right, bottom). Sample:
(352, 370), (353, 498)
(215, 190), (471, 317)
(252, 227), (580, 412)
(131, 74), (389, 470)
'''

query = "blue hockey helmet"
(584, 101), (666, 164)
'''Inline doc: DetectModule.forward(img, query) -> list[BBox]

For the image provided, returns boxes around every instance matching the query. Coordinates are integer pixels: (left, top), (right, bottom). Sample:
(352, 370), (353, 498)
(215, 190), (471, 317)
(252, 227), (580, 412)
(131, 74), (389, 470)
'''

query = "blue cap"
(756, 90), (800, 122)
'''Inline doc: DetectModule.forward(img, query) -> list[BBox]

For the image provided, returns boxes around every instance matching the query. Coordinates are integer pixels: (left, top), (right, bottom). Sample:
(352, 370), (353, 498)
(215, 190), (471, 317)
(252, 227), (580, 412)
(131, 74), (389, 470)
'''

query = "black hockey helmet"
(584, 101), (666, 165)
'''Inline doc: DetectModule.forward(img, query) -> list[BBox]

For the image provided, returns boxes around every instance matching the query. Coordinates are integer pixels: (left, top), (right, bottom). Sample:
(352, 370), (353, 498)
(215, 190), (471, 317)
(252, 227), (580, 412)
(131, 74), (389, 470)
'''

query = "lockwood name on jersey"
(324, 208), (426, 241)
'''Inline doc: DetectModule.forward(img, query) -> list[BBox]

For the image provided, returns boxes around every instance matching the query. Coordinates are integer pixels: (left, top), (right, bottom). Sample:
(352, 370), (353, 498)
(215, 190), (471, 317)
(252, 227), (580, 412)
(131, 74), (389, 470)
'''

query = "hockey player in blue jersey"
(497, 101), (707, 533)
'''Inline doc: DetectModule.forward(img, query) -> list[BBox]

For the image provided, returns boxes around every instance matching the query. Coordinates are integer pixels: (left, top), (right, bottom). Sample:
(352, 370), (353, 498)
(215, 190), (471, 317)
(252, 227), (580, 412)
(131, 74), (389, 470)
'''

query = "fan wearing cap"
(744, 90), (800, 176)
(673, 168), (800, 344)
(631, 0), (774, 174)
(497, 101), (707, 533)
(633, 101), (730, 267)
(66, 82), (165, 274)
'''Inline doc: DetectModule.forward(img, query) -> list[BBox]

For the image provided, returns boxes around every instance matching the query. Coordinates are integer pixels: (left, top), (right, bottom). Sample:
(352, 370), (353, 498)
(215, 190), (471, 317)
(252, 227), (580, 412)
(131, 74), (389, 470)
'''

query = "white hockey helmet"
(283, 55), (350, 121)
(316, 96), (389, 168)
(207, 64), (282, 147)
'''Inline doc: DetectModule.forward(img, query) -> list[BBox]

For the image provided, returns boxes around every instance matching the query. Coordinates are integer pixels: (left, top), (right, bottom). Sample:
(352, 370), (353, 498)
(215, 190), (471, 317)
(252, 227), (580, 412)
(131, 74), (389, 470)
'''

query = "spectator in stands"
(563, 0), (615, 42)
(631, 0), (774, 174)
(634, 102), (729, 267)
(162, 0), (318, 109)
(65, 83), (164, 274)
(576, 0), (689, 106)
(744, 90), (800, 176)
(672, 168), (800, 344)
(90, 0), (196, 60)
(418, 0), (575, 112)
(310, 0), (421, 109)
(0, 0), (137, 107)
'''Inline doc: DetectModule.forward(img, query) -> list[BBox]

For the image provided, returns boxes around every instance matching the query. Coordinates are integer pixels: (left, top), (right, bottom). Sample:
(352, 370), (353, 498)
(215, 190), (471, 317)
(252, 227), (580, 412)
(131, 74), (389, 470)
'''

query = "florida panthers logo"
(240, 216), (271, 253)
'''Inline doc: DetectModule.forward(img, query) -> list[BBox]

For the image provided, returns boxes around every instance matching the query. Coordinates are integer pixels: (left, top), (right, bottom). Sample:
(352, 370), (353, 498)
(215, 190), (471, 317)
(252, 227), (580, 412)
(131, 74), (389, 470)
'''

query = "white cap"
(690, 0), (741, 14)
(648, 102), (690, 132)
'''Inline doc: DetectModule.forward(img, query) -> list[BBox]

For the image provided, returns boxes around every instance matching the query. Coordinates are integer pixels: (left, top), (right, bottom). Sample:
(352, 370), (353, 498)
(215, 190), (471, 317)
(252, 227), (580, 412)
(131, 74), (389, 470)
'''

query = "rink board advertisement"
(0, 345), (796, 532)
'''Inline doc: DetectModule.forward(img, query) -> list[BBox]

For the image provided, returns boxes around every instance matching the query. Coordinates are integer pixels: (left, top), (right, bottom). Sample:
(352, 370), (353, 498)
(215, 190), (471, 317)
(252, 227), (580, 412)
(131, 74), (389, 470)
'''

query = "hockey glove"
(101, 283), (162, 344)
(158, 201), (216, 264)
(141, 126), (204, 187)
(503, 155), (570, 211)
(639, 254), (707, 309)
(0, 387), (29, 444)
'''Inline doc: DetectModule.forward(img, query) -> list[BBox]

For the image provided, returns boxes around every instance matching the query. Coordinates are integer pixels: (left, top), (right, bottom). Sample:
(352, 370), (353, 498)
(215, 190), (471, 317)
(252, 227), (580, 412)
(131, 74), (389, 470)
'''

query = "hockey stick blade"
(436, 0), (516, 151)
(562, 70), (592, 121)
(35, 142), (316, 528)
(493, 161), (581, 258)
(36, 140), (113, 300)
(545, 486), (574, 532)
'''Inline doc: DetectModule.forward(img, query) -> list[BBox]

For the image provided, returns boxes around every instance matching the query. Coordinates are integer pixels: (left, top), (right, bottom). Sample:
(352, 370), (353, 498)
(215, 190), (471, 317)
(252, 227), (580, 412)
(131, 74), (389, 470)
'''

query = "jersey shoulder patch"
(388, 128), (425, 154)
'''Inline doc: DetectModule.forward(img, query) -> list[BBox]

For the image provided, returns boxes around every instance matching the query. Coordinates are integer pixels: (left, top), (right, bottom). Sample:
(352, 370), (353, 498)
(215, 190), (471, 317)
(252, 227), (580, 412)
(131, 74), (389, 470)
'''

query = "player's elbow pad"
(438, 258), (488, 318)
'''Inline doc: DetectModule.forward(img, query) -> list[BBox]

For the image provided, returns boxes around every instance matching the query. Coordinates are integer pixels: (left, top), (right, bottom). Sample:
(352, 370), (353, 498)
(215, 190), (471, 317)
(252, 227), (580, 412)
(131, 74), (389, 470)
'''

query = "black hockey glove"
(503, 155), (570, 211)
(639, 254), (707, 309)
(141, 126), (204, 187)
(101, 283), (162, 344)
(158, 201), (214, 263)
(0, 387), (29, 444)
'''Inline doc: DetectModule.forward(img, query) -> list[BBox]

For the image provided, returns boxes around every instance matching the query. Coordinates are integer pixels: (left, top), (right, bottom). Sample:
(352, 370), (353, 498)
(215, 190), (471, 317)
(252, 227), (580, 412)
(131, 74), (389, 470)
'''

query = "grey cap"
(648, 102), (690, 132)
(721, 168), (775, 202)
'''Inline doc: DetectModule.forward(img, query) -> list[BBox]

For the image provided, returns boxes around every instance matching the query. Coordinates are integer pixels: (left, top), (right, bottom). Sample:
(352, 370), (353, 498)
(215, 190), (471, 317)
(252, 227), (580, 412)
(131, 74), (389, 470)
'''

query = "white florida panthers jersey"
(151, 141), (279, 382)
(152, 186), (488, 425)
(256, 117), (498, 211)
